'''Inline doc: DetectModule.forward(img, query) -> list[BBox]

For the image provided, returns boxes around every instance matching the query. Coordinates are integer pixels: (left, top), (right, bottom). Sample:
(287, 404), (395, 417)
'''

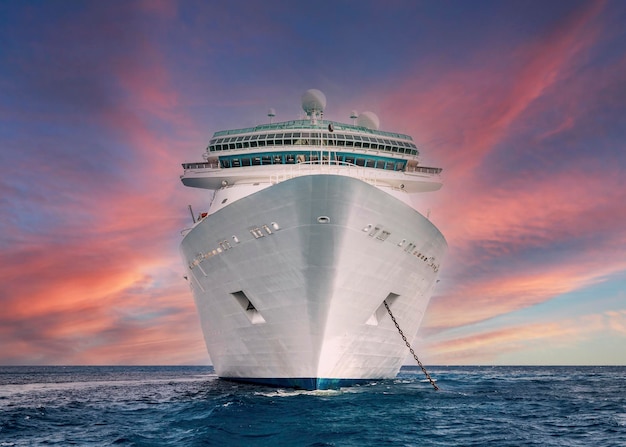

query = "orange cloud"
(0, 229), (208, 365)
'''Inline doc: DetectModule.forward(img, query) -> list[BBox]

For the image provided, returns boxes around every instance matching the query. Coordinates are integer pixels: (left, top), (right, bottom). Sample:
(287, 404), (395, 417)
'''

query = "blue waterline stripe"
(222, 376), (373, 390)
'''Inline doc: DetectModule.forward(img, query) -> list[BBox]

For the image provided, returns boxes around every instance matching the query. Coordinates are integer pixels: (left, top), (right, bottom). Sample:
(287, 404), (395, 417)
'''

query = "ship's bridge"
(206, 119), (419, 156)
(181, 117), (442, 194)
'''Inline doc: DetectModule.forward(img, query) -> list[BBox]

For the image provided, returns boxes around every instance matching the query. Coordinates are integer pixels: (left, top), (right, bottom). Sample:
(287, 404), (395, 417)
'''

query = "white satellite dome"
(357, 111), (380, 130)
(302, 89), (326, 116)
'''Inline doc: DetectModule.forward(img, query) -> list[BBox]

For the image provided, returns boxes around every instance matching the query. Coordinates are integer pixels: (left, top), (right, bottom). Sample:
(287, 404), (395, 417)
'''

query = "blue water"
(1, 366), (624, 446)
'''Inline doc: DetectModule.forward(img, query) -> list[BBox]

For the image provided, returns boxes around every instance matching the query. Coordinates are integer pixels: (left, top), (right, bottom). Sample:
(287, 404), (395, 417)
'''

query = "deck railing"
(269, 162), (388, 187)
(182, 160), (442, 176)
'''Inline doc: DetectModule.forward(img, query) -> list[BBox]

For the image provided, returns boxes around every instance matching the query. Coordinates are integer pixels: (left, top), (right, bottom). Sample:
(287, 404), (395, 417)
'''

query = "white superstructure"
(180, 90), (447, 389)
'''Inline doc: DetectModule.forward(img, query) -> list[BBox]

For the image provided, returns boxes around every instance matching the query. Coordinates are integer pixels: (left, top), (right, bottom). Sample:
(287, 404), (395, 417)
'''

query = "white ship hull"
(180, 174), (446, 389)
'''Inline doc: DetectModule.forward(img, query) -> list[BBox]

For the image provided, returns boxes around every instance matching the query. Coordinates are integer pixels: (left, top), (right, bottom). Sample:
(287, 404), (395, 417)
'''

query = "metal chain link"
(384, 300), (439, 391)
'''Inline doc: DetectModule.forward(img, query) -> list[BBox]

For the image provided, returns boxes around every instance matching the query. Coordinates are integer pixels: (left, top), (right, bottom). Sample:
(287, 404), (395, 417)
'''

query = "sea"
(1, 366), (624, 446)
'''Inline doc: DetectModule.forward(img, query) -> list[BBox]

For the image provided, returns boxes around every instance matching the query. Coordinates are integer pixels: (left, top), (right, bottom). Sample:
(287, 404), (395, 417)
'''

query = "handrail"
(269, 162), (381, 187)
(181, 162), (220, 169)
(406, 166), (443, 175)
(182, 160), (442, 176)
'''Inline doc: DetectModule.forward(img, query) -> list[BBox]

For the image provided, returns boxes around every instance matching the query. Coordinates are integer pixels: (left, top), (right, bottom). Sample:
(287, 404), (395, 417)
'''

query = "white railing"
(182, 161), (220, 170)
(269, 162), (382, 187)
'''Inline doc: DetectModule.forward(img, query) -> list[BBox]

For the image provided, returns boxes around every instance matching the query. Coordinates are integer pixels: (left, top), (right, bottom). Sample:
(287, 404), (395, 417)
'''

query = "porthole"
(317, 216), (330, 224)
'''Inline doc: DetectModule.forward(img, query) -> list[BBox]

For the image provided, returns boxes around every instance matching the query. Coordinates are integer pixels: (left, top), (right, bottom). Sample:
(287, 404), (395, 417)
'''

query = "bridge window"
(218, 150), (407, 172)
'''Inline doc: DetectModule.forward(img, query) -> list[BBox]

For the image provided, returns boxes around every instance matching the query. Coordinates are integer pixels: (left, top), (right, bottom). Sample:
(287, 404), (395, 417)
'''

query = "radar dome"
(302, 89), (326, 116)
(357, 111), (380, 130)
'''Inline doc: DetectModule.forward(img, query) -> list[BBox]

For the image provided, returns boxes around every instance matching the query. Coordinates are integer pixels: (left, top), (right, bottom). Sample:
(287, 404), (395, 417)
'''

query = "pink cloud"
(605, 309), (626, 336)
(0, 18), (213, 365)
(361, 1), (625, 340)
(379, 0), (606, 177)
(2, 0), (623, 368)
(440, 165), (626, 255)
(0, 175), (206, 364)
(422, 311), (618, 364)
(424, 260), (624, 333)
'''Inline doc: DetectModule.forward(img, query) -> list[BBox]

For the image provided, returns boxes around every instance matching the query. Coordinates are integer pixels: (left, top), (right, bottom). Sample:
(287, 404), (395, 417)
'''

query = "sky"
(1, 0), (625, 366)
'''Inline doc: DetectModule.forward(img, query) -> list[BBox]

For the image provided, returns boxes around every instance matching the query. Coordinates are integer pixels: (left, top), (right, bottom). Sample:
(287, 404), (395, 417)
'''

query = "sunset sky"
(1, 0), (625, 366)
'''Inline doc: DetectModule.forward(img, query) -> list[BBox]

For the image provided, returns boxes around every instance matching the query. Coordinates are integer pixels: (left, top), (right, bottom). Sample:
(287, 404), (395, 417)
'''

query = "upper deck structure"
(181, 90), (442, 195)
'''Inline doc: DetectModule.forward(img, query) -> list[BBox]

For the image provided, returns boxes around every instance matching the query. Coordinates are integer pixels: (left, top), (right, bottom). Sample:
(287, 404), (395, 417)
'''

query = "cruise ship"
(179, 90), (447, 389)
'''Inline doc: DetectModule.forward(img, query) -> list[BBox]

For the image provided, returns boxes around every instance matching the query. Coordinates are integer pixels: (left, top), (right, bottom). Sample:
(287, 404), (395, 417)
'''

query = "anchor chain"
(384, 300), (439, 391)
